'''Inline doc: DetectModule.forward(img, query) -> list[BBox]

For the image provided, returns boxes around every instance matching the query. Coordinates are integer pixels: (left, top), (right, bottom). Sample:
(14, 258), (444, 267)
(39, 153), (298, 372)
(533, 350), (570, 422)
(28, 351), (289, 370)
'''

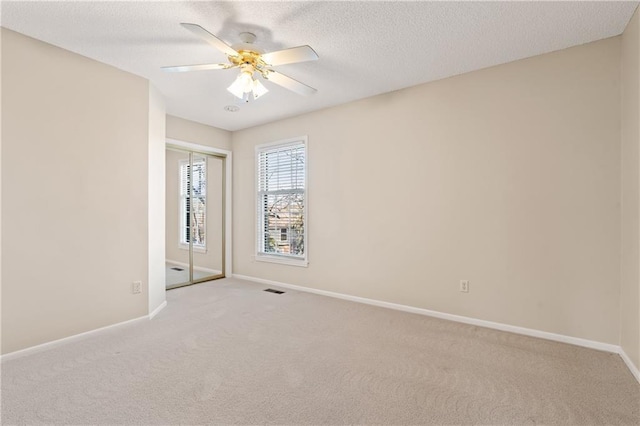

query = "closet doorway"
(165, 144), (227, 289)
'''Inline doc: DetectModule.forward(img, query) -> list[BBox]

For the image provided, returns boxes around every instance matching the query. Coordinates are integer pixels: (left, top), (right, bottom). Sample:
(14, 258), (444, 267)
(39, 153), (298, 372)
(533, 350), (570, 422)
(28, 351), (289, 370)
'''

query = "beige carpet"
(2, 277), (639, 425)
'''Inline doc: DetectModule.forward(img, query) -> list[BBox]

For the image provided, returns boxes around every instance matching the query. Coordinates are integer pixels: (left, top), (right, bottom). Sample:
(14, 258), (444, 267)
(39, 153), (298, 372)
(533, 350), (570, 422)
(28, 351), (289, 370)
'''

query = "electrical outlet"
(132, 281), (142, 294)
(460, 280), (469, 293)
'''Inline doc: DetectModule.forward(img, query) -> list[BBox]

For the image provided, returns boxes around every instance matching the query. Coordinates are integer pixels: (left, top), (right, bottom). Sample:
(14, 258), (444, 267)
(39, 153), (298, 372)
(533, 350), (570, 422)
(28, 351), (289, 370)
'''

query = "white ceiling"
(2, 1), (638, 131)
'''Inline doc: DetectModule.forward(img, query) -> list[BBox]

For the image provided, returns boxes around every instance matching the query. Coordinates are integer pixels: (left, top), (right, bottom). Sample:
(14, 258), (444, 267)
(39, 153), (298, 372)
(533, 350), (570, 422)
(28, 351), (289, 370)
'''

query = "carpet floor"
(1, 277), (639, 425)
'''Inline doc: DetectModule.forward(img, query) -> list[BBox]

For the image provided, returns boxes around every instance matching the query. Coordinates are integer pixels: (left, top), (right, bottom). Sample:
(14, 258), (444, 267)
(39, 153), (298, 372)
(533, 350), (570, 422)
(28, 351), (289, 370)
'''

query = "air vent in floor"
(264, 288), (285, 294)
(170, 267), (184, 271)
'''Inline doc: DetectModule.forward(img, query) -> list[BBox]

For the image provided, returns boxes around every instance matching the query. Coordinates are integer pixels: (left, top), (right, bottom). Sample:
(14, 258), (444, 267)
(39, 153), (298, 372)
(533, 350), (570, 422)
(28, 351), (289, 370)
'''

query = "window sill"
(179, 244), (207, 254)
(255, 254), (308, 267)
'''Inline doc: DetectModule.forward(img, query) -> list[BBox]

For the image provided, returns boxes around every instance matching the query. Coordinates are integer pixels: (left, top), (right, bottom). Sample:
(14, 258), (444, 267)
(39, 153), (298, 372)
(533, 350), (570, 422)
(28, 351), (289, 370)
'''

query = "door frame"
(166, 138), (233, 278)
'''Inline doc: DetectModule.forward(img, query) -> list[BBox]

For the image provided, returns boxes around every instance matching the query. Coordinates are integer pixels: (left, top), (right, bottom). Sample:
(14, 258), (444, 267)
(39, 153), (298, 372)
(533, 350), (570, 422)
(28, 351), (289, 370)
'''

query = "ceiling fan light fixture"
(226, 80), (245, 99)
(227, 70), (253, 99)
(253, 79), (268, 99)
(227, 68), (268, 101)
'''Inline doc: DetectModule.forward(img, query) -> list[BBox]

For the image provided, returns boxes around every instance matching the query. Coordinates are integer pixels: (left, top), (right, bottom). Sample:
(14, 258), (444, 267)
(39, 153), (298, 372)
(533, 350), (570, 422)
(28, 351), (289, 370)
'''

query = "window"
(180, 157), (207, 250)
(257, 138), (307, 266)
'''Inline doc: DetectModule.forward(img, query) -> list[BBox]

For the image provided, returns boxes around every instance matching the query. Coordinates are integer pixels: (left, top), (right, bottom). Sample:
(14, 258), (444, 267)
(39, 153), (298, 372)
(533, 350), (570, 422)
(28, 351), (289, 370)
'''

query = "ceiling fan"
(163, 23), (319, 101)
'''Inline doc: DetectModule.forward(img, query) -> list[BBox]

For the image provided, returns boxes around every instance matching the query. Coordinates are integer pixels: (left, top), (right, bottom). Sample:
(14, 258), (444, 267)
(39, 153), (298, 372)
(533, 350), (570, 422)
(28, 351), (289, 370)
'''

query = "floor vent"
(264, 288), (285, 294)
(170, 267), (184, 271)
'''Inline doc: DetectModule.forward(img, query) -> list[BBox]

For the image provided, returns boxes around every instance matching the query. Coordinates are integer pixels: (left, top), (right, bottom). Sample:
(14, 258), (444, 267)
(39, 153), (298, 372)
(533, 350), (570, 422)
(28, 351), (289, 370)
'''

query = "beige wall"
(166, 115), (231, 151)
(165, 149), (224, 274)
(1, 29), (151, 354)
(232, 37), (622, 345)
(621, 6), (640, 372)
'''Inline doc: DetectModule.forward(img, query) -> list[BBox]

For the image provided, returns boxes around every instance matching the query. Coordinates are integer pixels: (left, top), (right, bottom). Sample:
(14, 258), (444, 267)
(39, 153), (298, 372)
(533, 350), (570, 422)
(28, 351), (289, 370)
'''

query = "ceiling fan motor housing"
(229, 50), (268, 77)
(231, 32), (264, 61)
(239, 32), (256, 44)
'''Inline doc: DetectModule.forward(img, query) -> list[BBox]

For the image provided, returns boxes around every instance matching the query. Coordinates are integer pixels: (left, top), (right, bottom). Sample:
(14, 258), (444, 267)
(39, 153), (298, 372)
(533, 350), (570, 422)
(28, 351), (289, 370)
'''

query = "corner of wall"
(620, 3), (640, 374)
(165, 114), (232, 151)
(149, 83), (166, 315)
(0, 25), (4, 357)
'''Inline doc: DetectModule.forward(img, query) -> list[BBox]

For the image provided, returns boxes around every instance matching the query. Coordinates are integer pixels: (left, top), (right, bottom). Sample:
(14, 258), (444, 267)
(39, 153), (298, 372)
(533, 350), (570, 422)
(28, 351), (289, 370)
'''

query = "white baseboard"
(149, 300), (168, 319)
(166, 259), (221, 275)
(232, 274), (639, 382)
(1, 315), (146, 362)
(619, 348), (640, 383)
(1, 302), (168, 363)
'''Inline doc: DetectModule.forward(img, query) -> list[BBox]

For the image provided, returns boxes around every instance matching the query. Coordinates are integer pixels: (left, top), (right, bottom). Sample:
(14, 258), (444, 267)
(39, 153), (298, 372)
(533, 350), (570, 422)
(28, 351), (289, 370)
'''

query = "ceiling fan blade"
(261, 45), (319, 66)
(180, 23), (238, 57)
(161, 63), (236, 72)
(265, 70), (317, 96)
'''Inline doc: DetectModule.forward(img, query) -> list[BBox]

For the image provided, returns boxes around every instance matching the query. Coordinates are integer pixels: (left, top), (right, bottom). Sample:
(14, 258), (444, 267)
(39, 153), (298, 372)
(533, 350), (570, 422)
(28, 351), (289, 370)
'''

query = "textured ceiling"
(2, 1), (638, 131)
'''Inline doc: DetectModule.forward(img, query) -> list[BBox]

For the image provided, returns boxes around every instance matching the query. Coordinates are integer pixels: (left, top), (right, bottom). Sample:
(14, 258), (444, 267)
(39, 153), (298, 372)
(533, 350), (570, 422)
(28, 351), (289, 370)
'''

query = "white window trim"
(178, 157), (207, 252)
(255, 136), (308, 267)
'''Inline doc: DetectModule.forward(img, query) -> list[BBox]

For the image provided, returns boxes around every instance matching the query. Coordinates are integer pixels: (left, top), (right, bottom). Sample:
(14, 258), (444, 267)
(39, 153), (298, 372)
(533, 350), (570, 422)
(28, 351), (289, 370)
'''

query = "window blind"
(257, 142), (306, 259)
